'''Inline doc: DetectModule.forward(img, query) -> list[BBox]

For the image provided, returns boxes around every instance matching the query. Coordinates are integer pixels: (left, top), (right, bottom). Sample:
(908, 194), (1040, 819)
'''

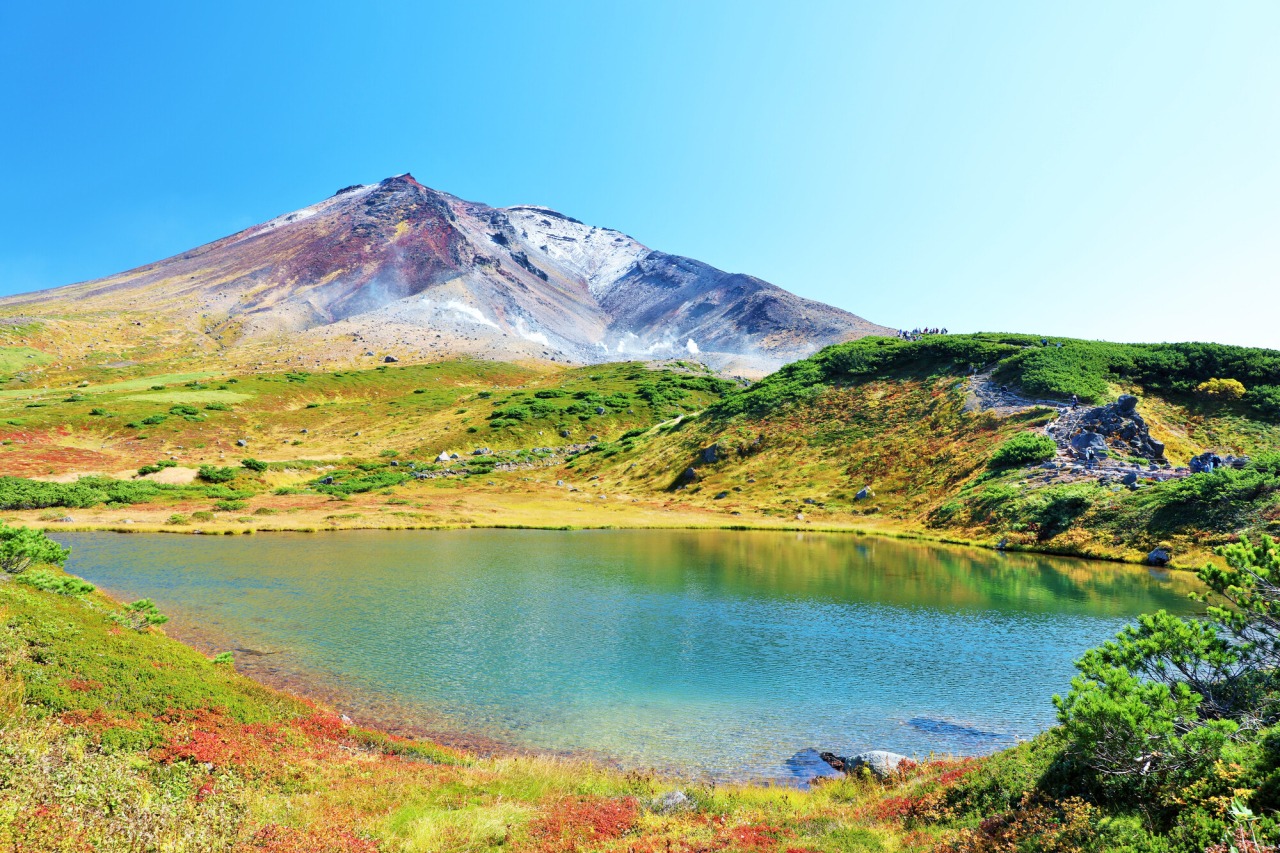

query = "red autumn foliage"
(238, 824), (379, 853)
(526, 795), (639, 850)
(63, 677), (103, 692)
(716, 823), (794, 852)
(152, 709), (353, 772)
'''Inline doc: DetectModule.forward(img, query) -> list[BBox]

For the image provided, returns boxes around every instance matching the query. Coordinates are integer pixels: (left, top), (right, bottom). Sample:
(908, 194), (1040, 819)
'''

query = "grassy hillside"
(0, 358), (731, 477)
(569, 334), (1280, 565)
(0, 332), (1275, 565)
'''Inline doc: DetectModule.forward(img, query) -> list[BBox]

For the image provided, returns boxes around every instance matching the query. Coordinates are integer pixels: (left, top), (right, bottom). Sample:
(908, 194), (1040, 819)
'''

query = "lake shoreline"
(23, 507), (1209, 571)
(54, 527), (1203, 783)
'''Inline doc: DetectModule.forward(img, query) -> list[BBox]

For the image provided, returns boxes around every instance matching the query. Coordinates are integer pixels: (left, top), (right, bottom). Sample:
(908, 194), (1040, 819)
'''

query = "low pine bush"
(989, 432), (1057, 469)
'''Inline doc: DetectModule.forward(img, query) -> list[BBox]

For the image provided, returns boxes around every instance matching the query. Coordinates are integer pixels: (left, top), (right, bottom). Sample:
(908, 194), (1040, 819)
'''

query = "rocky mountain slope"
(0, 175), (890, 376)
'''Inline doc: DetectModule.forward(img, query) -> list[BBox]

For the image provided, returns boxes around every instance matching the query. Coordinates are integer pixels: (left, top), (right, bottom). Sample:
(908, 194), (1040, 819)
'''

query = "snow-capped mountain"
(0, 174), (891, 374)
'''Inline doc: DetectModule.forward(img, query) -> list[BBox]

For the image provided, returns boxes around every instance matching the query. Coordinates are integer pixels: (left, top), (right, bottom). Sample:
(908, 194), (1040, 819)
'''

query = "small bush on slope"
(989, 432), (1057, 469)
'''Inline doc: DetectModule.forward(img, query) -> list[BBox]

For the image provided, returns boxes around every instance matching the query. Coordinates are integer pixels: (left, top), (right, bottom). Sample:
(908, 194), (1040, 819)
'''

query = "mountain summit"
(0, 175), (891, 374)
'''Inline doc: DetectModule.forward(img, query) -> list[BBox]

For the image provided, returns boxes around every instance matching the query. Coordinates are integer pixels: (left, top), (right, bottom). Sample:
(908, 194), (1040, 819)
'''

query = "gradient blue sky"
(3, 2), (1278, 347)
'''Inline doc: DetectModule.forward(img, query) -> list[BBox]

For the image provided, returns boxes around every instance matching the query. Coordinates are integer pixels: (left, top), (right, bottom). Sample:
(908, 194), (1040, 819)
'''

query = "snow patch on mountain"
(504, 206), (649, 297)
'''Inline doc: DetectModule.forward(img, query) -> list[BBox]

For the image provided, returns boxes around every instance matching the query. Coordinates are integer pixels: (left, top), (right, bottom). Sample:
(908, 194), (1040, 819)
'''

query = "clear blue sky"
(3, 2), (1278, 347)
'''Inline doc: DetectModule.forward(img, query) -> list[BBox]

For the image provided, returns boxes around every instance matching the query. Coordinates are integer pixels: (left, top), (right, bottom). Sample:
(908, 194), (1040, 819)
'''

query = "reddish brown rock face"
(0, 174), (892, 375)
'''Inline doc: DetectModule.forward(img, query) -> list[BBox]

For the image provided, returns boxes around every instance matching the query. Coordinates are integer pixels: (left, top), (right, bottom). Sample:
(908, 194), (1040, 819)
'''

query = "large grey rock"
(1116, 394), (1139, 414)
(855, 487), (873, 500)
(845, 750), (911, 780)
(1070, 432), (1107, 452)
(1147, 547), (1172, 567)
(700, 444), (720, 464)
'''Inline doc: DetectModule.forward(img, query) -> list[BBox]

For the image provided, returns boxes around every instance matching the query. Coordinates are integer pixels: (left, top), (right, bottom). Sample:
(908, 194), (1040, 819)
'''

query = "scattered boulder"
(679, 467), (698, 485)
(383, 355), (399, 363)
(594, 406), (607, 415)
(700, 444), (720, 464)
(1121, 471), (1139, 487)
(652, 790), (694, 815)
(714, 491), (730, 500)
(559, 429), (571, 438)
(1187, 450), (1218, 471)
(436, 452), (451, 463)
(1147, 547), (1172, 567)
(236, 439), (248, 447)
(855, 487), (873, 500)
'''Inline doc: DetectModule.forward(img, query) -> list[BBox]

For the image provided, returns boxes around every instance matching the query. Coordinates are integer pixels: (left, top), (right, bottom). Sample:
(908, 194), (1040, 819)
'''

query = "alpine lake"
(54, 529), (1202, 783)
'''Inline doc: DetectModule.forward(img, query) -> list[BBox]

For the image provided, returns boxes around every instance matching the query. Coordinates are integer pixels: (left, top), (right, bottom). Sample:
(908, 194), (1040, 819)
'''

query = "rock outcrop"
(1053, 394), (1166, 463)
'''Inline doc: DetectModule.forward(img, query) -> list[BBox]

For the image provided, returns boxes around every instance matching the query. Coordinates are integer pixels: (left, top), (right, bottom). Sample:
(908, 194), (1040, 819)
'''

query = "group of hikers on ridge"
(896, 327), (948, 341)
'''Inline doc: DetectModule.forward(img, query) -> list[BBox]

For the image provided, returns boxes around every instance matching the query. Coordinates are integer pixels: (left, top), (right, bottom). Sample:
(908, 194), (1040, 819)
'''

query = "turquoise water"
(55, 529), (1201, 781)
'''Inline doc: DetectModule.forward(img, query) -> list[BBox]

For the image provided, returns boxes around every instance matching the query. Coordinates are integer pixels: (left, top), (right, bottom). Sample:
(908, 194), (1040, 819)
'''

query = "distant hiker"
(1071, 394), (1078, 409)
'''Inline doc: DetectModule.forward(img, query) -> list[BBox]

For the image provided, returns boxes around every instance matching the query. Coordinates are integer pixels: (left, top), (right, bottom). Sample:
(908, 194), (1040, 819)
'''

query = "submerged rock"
(785, 748), (844, 784)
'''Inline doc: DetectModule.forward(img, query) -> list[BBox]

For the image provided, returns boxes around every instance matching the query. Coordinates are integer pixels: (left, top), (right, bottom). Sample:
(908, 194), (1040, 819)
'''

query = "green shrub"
(168, 404), (200, 416)
(204, 402), (231, 411)
(0, 523), (71, 574)
(113, 599), (169, 631)
(191, 511), (214, 522)
(240, 458), (268, 472)
(213, 499), (246, 512)
(140, 414), (168, 426)
(17, 569), (94, 596)
(1055, 536), (1280, 824)
(0, 477), (162, 510)
(211, 652), (235, 666)
(989, 432), (1058, 468)
(196, 465), (237, 484)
